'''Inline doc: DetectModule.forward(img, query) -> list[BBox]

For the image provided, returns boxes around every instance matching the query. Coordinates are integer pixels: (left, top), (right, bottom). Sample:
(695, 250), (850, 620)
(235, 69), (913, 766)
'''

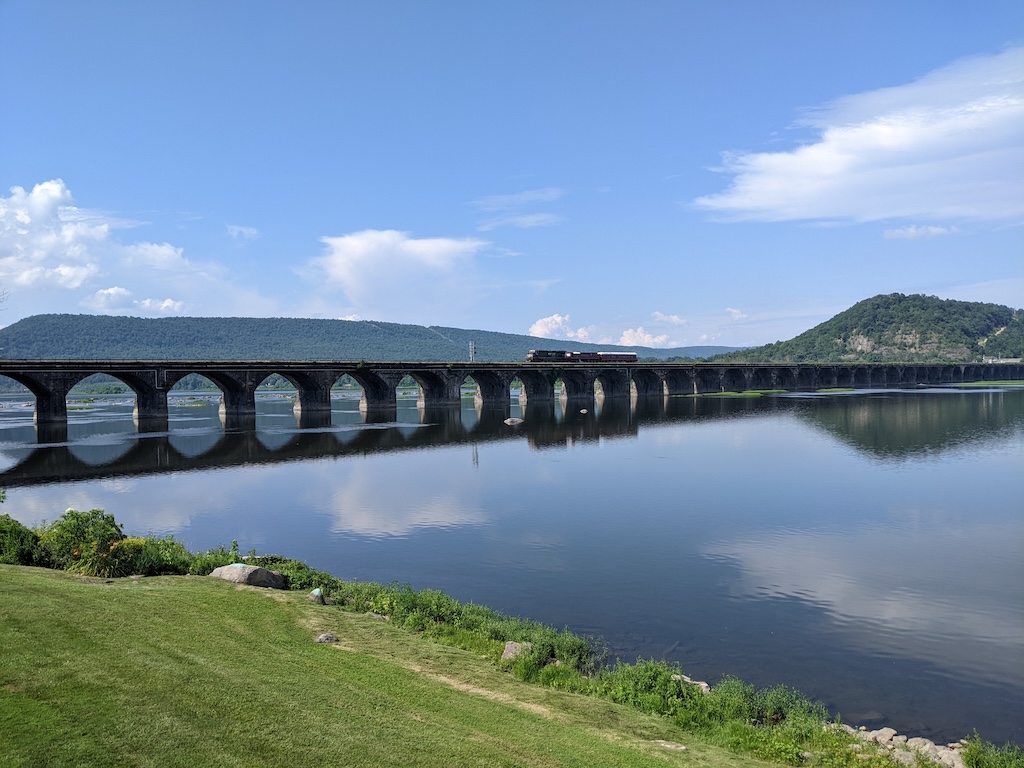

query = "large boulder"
(209, 563), (286, 589)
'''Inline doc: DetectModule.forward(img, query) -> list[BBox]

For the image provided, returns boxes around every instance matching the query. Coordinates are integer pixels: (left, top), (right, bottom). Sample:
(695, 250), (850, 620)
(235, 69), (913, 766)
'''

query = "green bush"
(0, 514), (44, 566)
(37, 508), (125, 576)
(247, 554), (345, 594)
(187, 542), (240, 575)
(595, 659), (694, 716)
(962, 733), (1024, 768)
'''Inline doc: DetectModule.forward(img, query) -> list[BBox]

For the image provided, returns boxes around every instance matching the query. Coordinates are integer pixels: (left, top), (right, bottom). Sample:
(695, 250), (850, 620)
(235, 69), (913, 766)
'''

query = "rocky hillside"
(713, 294), (1023, 363)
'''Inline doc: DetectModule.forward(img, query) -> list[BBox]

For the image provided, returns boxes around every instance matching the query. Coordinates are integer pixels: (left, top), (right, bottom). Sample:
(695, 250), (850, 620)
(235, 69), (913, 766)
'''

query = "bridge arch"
(693, 368), (721, 394)
(557, 368), (595, 401)
(594, 368), (631, 399)
(721, 367), (748, 393)
(663, 367), (695, 397)
(630, 368), (664, 398)
(459, 369), (513, 410)
(515, 369), (556, 404)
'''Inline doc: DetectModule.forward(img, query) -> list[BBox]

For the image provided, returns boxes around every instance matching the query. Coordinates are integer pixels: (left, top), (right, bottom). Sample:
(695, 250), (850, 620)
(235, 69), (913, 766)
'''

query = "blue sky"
(1, 1), (1022, 349)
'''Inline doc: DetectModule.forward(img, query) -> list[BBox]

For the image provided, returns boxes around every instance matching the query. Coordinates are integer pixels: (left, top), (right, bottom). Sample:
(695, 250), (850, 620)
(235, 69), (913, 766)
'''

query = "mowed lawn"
(0, 566), (771, 768)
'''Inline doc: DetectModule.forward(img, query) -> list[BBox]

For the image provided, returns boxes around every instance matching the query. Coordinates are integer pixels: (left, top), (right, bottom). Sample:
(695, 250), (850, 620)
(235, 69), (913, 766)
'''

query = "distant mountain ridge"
(712, 294), (1024, 363)
(0, 314), (736, 362)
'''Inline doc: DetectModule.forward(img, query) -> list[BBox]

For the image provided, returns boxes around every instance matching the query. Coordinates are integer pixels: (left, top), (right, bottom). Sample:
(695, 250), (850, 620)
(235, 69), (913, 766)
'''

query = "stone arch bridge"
(1, 359), (1020, 437)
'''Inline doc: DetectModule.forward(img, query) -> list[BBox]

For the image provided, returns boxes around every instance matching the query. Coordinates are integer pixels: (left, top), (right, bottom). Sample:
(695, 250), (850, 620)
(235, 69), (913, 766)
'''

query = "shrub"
(595, 659), (694, 716)
(188, 541), (240, 575)
(247, 554), (345, 595)
(962, 733), (1024, 768)
(0, 514), (44, 566)
(37, 508), (125, 576)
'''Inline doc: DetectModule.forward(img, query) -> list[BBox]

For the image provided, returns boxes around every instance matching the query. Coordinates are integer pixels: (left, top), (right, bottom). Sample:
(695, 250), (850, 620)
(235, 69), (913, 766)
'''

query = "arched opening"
(721, 368), (747, 393)
(66, 373), (140, 440)
(630, 368), (664, 399)
(330, 374), (367, 425)
(748, 367), (775, 391)
(795, 366), (815, 390)
(168, 374), (223, 432)
(254, 372), (303, 430)
(594, 369), (630, 399)
(0, 375), (38, 448)
(776, 367), (799, 390)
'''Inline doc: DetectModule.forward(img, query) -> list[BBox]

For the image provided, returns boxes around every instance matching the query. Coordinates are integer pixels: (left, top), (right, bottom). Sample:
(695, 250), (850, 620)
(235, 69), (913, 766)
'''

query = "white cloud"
(122, 242), (190, 270)
(82, 286), (133, 311)
(619, 327), (670, 347)
(0, 179), (280, 320)
(652, 311), (687, 326)
(477, 213), (564, 232)
(303, 230), (487, 323)
(81, 286), (186, 315)
(694, 47), (1024, 223)
(528, 313), (594, 341)
(227, 224), (260, 240)
(725, 307), (749, 321)
(883, 224), (959, 239)
(136, 297), (186, 313)
(472, 187), (564, 212)
(0, 179), (104, 288)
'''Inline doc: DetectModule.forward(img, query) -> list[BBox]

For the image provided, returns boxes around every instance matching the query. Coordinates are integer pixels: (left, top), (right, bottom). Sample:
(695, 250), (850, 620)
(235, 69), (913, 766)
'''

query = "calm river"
(1, 386), (1021, 745)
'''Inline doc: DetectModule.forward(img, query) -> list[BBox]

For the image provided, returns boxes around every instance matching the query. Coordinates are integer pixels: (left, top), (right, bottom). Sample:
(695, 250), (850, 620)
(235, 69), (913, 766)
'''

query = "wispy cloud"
(652, 311), (687, 326)
(472, 187), (565, 231)
(227, 224), (260, 240)
(883, 224), (959, 240)
(477, 213), (563, 232)
(472, 187), (564, 212)
(694, 47), (1024, 223)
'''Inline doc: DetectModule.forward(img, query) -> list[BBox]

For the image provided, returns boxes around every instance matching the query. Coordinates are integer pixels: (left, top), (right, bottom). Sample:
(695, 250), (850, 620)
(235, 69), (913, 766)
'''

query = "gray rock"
(870, 727), (898, 746)
(316, 633), (338, 643)
(891, 749), (917, 766)
(671, 673), (711, 694)
(209, 563), (286, 589)
(501, 641), (532, 661)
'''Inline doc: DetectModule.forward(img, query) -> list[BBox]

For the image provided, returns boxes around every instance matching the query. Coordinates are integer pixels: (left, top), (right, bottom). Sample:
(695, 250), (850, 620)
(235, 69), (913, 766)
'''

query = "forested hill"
(0, 314), (736, 362)
(712, 294), (1024, 363)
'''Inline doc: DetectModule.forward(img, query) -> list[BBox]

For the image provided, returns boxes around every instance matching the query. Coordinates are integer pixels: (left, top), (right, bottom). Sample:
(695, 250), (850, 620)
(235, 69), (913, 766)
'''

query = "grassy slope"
(0, 566), (771, 768)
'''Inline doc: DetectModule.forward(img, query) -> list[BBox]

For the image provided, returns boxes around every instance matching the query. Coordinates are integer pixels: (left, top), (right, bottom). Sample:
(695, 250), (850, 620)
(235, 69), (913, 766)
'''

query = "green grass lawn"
(0, 566), (773, 768)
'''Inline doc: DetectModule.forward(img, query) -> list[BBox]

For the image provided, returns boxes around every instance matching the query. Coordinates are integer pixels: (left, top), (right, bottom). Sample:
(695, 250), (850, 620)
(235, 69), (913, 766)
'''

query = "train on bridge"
(527, 350), (639, 363)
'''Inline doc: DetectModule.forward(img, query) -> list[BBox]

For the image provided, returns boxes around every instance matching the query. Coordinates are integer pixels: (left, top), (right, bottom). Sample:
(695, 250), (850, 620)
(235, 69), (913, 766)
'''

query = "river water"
(1, 385), (1021, 745)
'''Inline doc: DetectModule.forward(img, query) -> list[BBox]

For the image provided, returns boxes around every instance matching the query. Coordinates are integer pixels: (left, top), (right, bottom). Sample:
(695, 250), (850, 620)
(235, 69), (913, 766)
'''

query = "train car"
(526, 349), (570, 362)
(526, 350), (638, 363)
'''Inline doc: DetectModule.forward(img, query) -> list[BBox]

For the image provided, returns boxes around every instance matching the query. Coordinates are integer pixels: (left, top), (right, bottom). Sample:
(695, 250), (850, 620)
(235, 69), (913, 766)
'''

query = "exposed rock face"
(316, 633), (338, 643)
(670, 673), (711, 694)
(501, 641), (531, 661)
(209, 563), (286, 589)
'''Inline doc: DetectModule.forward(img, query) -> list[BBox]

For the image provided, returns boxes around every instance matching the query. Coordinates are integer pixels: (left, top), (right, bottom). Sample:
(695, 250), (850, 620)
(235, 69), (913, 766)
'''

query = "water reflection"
(704, 521), (1024, 687)
(791, 388), (1024, 459)
(1, 386), (1022, 744)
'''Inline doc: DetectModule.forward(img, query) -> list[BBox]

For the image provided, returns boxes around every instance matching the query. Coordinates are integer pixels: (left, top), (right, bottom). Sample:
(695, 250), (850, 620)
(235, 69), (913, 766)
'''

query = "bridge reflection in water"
(2, 385), (1019, 488)
(2, 359), (1020, 444)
